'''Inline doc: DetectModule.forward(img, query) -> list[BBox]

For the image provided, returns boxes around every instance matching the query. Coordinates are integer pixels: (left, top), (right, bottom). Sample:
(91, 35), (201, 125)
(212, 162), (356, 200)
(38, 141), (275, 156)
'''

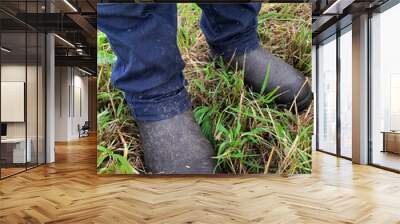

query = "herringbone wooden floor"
(1, 135), (400, 224)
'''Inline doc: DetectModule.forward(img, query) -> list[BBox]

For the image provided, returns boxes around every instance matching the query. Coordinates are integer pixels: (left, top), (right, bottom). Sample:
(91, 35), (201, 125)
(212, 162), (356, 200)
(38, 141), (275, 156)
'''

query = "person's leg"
(98, 3), (189, 121)
(98, 3), (215, 174)
(198, 4), (312, 111)
(198, 3), (262, 59)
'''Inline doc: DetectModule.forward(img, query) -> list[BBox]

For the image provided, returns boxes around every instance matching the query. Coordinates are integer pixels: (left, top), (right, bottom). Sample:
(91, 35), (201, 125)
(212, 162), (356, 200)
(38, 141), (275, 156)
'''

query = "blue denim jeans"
(98, 3), (261, 121)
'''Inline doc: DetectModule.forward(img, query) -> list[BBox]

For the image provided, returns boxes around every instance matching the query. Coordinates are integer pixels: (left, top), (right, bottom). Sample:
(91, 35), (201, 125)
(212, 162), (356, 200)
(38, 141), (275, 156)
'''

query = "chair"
(78, 121), (90, 138)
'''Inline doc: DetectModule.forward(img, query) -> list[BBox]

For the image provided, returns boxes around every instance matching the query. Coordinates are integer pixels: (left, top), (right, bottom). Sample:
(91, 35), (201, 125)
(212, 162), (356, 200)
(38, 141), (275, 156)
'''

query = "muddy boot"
(224, 47), (312, 111)
(137, 110), (216, 174)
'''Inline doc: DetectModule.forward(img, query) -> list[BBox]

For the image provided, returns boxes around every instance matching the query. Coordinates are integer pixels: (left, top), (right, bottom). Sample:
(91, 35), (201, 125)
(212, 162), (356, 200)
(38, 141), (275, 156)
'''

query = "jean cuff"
(210, 29), (260, 60)
(125, 87), (192, 121)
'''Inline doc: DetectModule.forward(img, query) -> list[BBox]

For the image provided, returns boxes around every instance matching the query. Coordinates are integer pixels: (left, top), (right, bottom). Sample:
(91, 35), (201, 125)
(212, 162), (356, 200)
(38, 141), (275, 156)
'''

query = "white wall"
(71, 72), (89, 138)
(1, 65), (37, 138)
(54, 67), (89, 141)
(55, 66), (69, 141)
(1, 65), (26, 143)
(1, 63), (46, 164)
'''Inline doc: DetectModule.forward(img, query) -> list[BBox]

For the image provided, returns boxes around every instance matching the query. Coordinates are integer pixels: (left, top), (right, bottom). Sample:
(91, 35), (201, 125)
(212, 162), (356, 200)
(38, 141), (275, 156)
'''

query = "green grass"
(97, 3), (313, 175)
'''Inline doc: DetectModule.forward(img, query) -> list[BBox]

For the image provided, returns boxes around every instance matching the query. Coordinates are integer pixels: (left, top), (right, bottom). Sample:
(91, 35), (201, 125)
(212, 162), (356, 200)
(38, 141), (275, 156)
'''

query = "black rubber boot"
(224, 47), (312, 111)
(137, 110), (216, 174)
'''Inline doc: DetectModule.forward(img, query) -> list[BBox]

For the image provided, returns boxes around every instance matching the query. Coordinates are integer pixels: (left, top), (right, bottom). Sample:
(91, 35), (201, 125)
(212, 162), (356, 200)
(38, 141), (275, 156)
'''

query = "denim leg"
(97, 3), (191, 121)
(198, 3), (262, 59)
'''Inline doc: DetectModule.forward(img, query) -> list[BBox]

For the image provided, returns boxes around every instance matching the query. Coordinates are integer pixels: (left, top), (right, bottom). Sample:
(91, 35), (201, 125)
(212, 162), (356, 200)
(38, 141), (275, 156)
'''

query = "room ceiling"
(312, 0), (391, 44)
(0, 0), (96, 74)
